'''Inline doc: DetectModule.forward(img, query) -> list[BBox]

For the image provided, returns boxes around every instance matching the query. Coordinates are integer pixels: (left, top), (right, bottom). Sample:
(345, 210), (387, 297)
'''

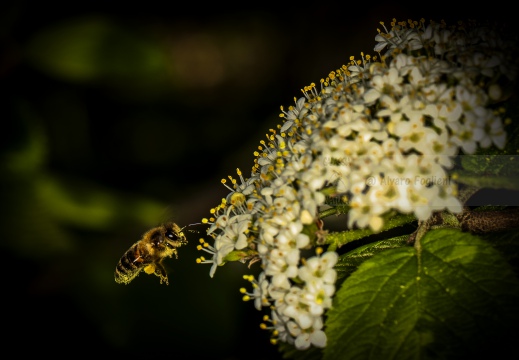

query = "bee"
(114, 222), (189, 285)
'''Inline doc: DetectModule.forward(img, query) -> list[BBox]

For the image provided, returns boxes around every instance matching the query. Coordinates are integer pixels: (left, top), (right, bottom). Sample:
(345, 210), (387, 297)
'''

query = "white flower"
(364, 67), (403, 104)
(293, 317), (327, 349)
(196, 238), (219, 278)
(240, 272), (271, 310)
(264, 248), (299, 289)
(198, 17), (516, 351)
(280, 97), (308, 134)
(298, 251), (338, 284)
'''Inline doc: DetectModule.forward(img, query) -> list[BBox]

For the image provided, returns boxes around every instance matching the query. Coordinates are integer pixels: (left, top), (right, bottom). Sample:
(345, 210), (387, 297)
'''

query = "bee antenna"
(181, 222), (203, 231)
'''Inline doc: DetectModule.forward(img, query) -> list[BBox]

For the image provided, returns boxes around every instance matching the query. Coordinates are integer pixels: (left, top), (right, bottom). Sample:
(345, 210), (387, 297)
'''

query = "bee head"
(165, 228), (181, 241)
(150, 231), (164, 247)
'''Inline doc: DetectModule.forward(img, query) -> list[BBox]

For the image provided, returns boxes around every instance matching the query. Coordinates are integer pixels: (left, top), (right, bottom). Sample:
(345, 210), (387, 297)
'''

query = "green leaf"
(454, 170), (519, 190)
(459, 154), (519, 175)
(453, 119), (519, 189)
(222, 249), (257, 263)
(325, 213), (415, 251)
(481, 229), (519, 275)
(324, 228), (519, 360)
(334, 235), (409, 281)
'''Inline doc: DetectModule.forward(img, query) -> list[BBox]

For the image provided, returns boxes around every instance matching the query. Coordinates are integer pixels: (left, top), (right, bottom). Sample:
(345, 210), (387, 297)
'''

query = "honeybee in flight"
(114, 222), (189, 285)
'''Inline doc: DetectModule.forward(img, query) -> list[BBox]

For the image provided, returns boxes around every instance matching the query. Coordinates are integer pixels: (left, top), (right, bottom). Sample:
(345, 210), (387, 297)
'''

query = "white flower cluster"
(197, 19), (517, 350)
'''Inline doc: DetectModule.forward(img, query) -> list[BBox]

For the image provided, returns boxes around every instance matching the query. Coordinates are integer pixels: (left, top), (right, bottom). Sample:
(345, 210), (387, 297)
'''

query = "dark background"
(1, 2), (514, 358)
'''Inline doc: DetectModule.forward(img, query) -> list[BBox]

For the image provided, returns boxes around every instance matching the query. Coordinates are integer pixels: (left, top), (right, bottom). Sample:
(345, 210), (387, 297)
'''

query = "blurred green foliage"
(24, 17), (167, 84)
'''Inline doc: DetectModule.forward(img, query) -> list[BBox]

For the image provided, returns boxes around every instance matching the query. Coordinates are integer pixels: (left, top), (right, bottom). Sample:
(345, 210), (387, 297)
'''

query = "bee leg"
(144, 263), (156, 274)
(153, 263), (169, 285)
(169, 248), (179, 259)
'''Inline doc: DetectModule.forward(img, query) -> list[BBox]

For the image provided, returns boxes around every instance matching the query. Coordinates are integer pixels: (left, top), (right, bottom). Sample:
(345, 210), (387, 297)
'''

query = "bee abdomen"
(114, 243), (145, 284)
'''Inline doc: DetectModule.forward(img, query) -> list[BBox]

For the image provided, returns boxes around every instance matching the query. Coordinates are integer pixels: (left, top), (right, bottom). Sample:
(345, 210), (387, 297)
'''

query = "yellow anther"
(230, 192), (246, 206)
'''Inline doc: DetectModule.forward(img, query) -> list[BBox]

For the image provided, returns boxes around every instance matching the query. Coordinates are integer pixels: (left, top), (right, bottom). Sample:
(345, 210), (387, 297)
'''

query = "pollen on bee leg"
(144, 264), (156, 274)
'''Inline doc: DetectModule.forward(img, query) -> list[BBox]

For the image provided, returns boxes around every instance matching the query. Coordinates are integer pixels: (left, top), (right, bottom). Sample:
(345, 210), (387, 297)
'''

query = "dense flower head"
(198, 18), (518, 350)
